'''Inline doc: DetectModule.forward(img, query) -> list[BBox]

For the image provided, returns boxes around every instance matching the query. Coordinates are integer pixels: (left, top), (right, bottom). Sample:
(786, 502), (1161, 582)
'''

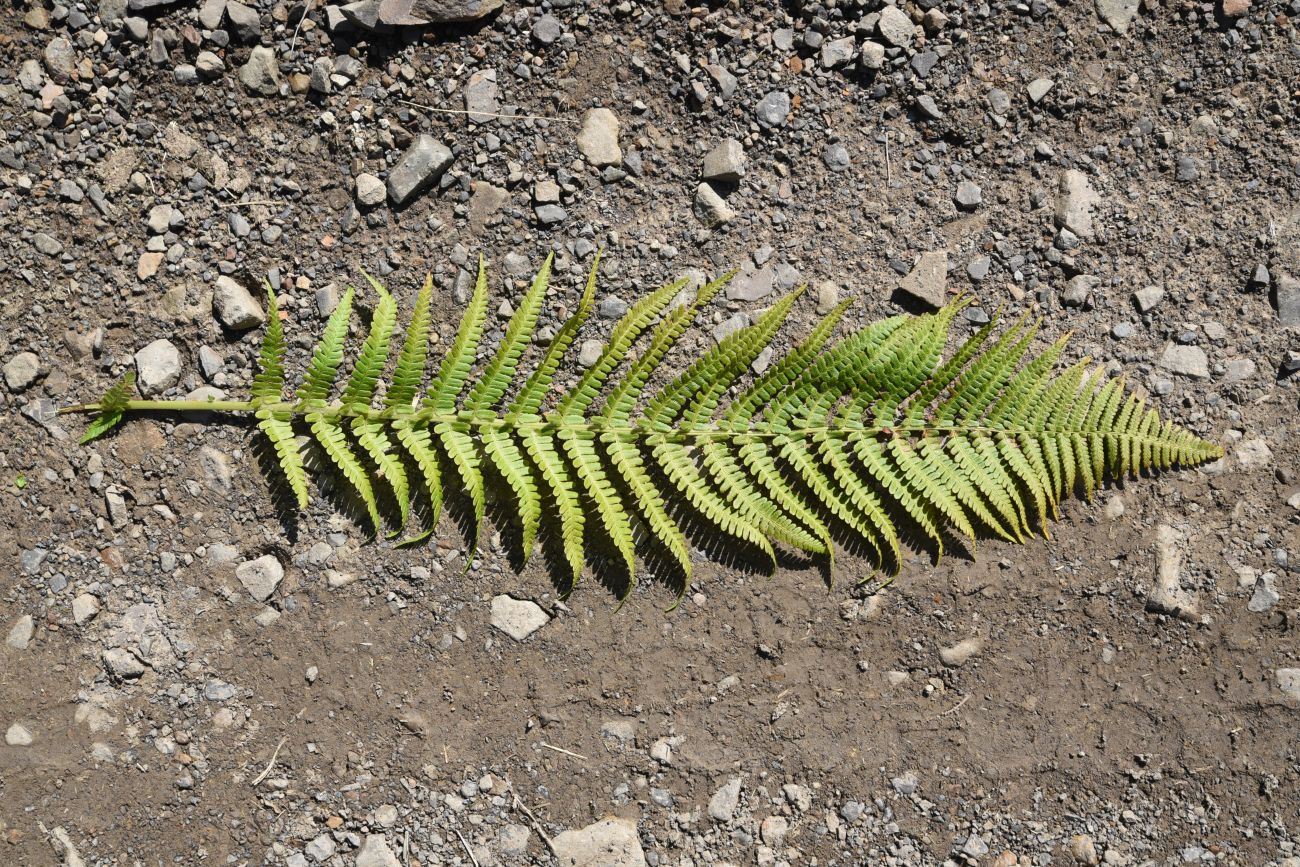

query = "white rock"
(1096, 0), (1139, 33)
(1054, 169), (1099, 239)
(552, 817), (646, 867)
(356, 172), (386, 207)
(859, 40), (886, 70)
(103, 647), (146, 679)
(708, 777), (742, 822)
(896, 250), (948, 309)
(701, 139), (745, 183)
(576, 108), (622, 167)
(72, 594), (100, 625)
(1158, 344), (1209, 379)
(236, 554), (284, 601)
(212, 275), (265, 330)
(6, 614), (34, 650)
(1147, 524), (1199, 622)
(877, 5), (915, 47)
(693, 182), (735, 227)
(5, 723), (33, 746)
(1277, 668), (1300, 701)
(355, 835), (401, 867)
(4, 351), (42, 392)
(134, 339), (182, 395)
(305, 834), (336, 862)
(489, 595), (549, 641)
(1234, 438), (1272, 471)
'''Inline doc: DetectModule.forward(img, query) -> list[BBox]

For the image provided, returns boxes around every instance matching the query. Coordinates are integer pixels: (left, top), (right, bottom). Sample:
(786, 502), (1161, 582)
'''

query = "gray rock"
(896, 251), (948, 309)
(309, 57), (333, 93)
(877, 5), (915, 47)
(820, 35), (856, 68)
(1159, 344), (1209, 379)
(578, 340), (604, 368)
(1063, 274), (1098, 308)
(72, 593), (100, 625)
(355, 173), (386, 207)
(103, 647), (147, 679)
(1175, 155), (1201, 182)
(954, 180), (982, 211)
(174, 65), (199, 85)
(552, 818), (646, 867)
(238, 46), (282, 96)
(195, 51), (224, 77)
(1054, 169), (1099, 239)
(755, 90), (790, 127)
(355, 835), (401, 867)
(693, 183), (735, 227)
(5, 724), (33, 747)
(531, 14), (562, 44)
(236, 554), (284, 601)
(891, 772), (919, 795)
(305, 834), (336, 862)
(966, 256), (991, 281)
(1277, 668), (1300, 701)
(816, 281), (840, 314)
(34, 233), (63, 256)
(213, 276), (265, 330)
(576, 108), (622, 167)
(962, 835), (990, 860)
(198, 0), (227, 29)
(464, 68), (500, 123)
(387, 135), (453, 206)
(726, 263), (776, 302)
(225, 0), (261, 41)
(4, 352), (41, 392)
(712, 314), (749, 344)
(490, 595), (549, 641)
(860, 40), (886, 69)
(708, 777), (742, 822)
(1247, 572), (1279, 613)
(408, 0), (502, 22)
(1028, 77), (1055, 104)
(135, 339), (182, 395)
(534, 203), (567, 225)
(988, 88), (1011, 115)
(915, 95), (944, 120)
(1097, 0), (1139, 33)
(1132, 285), (1165, 313)
(823, 143), (850, 172)
(702, 139), (745, 183)
(43, 36), (76, 84)
(1273, 272), (1300, 326)
(6, 615), (34, 650)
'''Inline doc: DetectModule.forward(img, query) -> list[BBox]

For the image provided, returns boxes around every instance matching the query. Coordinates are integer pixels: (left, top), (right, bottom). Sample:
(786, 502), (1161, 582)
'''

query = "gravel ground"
(2, 0), (1300, 864)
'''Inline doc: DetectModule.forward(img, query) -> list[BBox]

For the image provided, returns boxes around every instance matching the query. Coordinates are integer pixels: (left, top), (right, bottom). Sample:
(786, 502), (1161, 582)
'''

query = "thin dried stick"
(250, 735), (288, 787)
(454, 829), (480, 867)
(507, 781), (557, 856)
(540, 741), (587, 761)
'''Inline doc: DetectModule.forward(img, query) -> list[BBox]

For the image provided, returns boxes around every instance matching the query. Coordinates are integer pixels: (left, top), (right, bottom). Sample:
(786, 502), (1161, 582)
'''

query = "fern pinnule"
(67, 252), (1224, 601)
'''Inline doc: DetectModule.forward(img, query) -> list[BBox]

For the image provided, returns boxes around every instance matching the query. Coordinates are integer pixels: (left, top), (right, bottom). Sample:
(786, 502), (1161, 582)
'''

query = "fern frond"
(67, 255), (1224, 603)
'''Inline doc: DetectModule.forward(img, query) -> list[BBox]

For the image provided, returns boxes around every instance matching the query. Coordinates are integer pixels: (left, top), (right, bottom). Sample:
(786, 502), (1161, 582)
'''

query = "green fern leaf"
(66, 255), (1224, 605)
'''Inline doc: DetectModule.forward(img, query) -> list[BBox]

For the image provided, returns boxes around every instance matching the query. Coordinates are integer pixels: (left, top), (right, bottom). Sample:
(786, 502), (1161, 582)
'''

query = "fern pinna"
(66, 255), (1221, 597)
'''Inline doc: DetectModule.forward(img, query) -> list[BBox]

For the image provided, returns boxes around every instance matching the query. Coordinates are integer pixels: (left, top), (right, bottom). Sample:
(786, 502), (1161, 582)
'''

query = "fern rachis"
(64, 255), (1223, 598)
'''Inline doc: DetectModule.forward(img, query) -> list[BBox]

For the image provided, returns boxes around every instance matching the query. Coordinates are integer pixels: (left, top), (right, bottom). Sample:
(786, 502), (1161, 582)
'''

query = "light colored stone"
(1068, 833), (1100, 865)
(860, 40), (886, 70)
(1055, 169), (1099, 239)
(702, 139), (745, 183)
(940, 636), (983, 667)
(238, 45), (282, 96)
(1158, 344), (1209, 379)
(1234, 438), (1272, 470)
(760, 816), (789, 848)
(1147, 524), (1199, 622)
(212, 275), (265, 330)
(4, 352), (41, 392)
(816, 281), (840, 315)
(356, 172), (385, 207)
(355, 835), (401, 867)
(103, 647), (147, 678)
(6, 615), (34, 650)
(1132, 285), (1165, 312)
(693, 183), (735, 227)
(708, 777), (742, 822)
(489, 595), (549, 641)
(1096, 0), (1139, 33)
(5, 723), (33, 746)
(577, 108), (622, 167)
(464, 68), (500, 123)
(72, 594), (100, 625)
(896, 250), (948, 309)
(1028, 77), (1055, 104)
(1276, 668), (1300, 701)
(552, 817), (646, 867)
(236, 555), (284, 601)
(877, 5), (916, 47)
(134, 339), (182, 395)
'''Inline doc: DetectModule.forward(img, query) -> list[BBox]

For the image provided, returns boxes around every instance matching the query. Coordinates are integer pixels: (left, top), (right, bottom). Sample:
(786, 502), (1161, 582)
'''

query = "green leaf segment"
(64, 256), (1222, 599)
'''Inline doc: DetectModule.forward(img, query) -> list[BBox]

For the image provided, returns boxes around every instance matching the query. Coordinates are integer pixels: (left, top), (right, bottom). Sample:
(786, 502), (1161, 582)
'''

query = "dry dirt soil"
(2, 0), (1299, 865)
